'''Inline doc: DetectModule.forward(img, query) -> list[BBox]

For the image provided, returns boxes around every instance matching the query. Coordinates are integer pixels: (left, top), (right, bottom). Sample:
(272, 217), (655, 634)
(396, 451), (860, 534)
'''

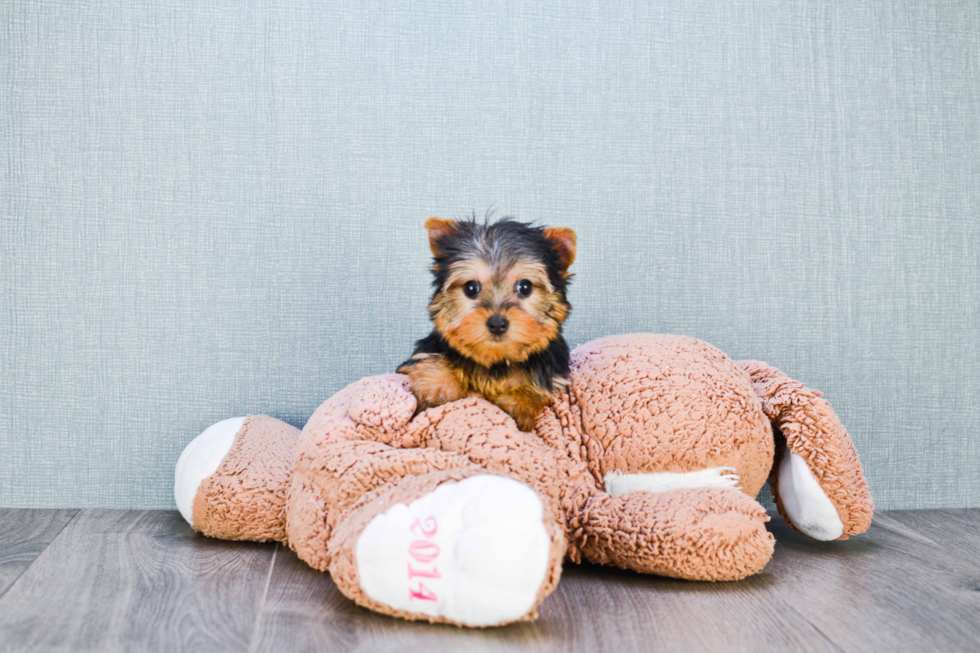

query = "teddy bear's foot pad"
(174, 416), (245, 527)
(355, 475), (552, 627)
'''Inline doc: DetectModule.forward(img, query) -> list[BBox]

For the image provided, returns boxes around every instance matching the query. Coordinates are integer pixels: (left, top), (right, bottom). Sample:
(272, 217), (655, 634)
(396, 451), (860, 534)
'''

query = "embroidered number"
(408, 540), (440, 564)
(408, 563), (442, 580)
(409, 582), (438, 602)
(408, 516), (440, 601)
(410, 517), (438, 538)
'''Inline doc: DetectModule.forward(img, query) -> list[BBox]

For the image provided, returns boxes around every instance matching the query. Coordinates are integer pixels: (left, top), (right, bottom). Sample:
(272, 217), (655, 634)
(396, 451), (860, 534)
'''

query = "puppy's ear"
(543, 227), (576, 274)
(424, 218), (458, 258)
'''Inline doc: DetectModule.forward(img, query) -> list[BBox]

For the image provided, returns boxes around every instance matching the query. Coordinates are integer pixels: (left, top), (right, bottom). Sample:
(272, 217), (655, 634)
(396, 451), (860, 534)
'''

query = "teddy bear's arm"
(576, 486), (774, 581)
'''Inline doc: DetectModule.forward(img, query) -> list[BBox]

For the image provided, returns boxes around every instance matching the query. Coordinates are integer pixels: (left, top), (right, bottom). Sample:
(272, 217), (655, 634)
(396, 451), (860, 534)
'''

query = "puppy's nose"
(486, 315), (509, 335)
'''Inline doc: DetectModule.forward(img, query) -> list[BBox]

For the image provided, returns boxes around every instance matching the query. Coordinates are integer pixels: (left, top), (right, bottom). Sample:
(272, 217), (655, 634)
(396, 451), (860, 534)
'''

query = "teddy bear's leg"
(738, 360), (874, 540)
(326, 470), (565, 627)
(174, 415), (300, 542)
(283, 374), (584, 576)
(285, 443), (483, 572)
(575, 487), (775, 581)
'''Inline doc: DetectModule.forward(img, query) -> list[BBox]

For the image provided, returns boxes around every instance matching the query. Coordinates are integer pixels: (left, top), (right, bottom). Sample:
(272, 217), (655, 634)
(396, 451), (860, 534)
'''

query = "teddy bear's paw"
(174, 416), (245, 527)
(604, 466), (741, 495)
(354, 475), (554, 627)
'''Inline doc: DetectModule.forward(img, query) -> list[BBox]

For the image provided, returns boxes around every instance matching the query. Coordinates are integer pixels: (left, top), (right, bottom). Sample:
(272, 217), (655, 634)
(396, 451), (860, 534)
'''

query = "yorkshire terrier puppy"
(397, 216), (576, 431)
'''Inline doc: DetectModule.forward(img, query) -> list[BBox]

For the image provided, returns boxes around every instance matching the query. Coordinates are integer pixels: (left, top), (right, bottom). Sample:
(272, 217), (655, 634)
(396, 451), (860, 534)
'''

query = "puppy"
(397, 216), (576, 431)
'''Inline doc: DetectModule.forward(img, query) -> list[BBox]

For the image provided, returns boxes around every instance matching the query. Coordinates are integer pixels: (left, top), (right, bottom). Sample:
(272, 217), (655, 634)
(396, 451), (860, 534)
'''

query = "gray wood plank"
(249, 546), (552, 653)
(759, 512), (980, 653)
(0, 509), (77, 599)
(540, 564), (840, 653)
(0, 510), (276, 653)
(2, 509), (978, 652)
(250, 543), (839, 652)
(878, 509), (980, 568)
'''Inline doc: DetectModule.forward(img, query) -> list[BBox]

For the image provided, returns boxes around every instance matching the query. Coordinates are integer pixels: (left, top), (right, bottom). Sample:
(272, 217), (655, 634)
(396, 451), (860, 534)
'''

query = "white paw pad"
(355, 475), (552, 627)
(777, 451), (844, 541)
(604, 466), (741, 495)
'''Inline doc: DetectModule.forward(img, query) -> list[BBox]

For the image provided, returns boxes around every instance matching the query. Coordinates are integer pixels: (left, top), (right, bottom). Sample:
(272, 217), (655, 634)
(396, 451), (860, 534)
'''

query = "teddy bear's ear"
(543, 226), (577, 275)
(424, 218), (458, 258)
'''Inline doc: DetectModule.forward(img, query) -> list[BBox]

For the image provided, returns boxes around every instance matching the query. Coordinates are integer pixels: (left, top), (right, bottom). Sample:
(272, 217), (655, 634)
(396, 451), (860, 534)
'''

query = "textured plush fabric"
(569, 335), (775, 498)
(188, 334), (872, 625)
(193, 415), (300, 542)
(2, 1), (978, 510)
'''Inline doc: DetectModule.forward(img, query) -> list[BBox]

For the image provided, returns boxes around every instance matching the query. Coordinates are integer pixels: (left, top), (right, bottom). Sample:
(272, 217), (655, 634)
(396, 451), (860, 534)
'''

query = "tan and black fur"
(398, 216), (576, 431)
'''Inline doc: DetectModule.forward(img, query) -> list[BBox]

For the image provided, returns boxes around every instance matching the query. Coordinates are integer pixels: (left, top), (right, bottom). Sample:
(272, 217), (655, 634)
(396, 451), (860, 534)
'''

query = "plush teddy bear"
(174, 333), (873, 627)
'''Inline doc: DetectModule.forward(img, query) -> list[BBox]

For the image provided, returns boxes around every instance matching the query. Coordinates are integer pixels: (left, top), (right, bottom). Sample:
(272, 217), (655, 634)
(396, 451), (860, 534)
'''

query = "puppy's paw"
(400, 356), (467, 413)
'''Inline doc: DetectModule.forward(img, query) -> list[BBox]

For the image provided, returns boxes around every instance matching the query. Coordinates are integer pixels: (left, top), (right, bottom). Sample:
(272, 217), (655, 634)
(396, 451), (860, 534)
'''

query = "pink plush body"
(185, 334), (873, 627)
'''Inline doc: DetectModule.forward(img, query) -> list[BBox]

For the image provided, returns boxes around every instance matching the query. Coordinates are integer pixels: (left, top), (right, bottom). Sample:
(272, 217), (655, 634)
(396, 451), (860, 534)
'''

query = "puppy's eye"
(463, 281), (481, 298)
(516, 279), (533, 297)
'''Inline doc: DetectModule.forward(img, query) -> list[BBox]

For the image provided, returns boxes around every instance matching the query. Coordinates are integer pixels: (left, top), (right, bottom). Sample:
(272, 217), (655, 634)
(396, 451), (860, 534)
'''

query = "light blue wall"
(2, 0), (978, 509)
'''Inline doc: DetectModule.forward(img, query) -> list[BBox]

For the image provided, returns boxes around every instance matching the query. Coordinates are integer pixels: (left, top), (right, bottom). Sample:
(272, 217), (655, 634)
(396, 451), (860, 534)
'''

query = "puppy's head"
(424, 216), (575, 367)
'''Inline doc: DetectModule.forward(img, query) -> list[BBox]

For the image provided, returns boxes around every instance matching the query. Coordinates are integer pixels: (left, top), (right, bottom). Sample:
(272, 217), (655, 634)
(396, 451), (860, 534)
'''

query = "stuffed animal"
(174, 333), (872, 627)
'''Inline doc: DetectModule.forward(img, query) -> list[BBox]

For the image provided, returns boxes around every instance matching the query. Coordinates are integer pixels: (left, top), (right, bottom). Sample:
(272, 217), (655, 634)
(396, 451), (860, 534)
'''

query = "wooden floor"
(0, 509), (977, 652)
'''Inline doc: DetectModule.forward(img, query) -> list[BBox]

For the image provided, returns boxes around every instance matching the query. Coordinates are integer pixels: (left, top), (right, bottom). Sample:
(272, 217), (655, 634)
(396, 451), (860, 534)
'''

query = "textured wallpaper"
(2, 0), (978, 510)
